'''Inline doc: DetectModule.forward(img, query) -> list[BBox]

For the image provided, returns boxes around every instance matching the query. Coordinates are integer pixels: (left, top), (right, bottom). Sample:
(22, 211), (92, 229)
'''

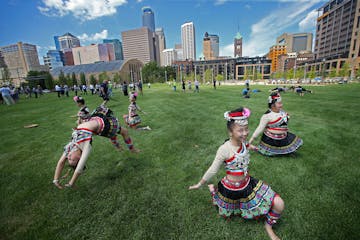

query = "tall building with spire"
(142, 6), (155, 32)
(234, 32), (242, 57)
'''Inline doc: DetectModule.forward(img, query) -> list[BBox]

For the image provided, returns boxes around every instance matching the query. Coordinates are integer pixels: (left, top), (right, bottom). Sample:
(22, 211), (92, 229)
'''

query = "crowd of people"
(0, 84), (46, 105)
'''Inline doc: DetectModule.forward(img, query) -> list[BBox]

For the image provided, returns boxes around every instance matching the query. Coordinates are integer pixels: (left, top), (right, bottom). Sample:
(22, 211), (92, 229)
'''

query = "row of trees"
(273, 62), (359, 80)
(16, 61), (360, 89)
(141, 62), (227, 83)
(141, 62), (176, 83)
(57, 71), (121, 87)
(24, 71), (122, 90)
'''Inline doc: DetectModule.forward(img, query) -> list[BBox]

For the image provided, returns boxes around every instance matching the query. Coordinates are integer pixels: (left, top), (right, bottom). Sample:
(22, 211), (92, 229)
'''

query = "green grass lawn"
(1, 83), (360, 240)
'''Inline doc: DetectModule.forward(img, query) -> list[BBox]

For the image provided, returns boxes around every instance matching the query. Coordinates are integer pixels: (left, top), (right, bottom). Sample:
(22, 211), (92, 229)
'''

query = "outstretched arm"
(67, 142), (92, 187)
(189, 149), (224, 190)
(53, 153), (67, 189)
(249, 114), (269, 144)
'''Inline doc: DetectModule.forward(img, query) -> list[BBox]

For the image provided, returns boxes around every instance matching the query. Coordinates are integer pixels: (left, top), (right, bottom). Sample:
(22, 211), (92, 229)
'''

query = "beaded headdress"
(224, 108), (251, 126)
(268, 93), (282, 105)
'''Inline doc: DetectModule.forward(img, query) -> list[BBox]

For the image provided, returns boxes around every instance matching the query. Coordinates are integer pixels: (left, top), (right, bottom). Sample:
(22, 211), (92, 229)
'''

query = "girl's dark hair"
(226, 107), (244, 131)
(268, 92), (278, 109)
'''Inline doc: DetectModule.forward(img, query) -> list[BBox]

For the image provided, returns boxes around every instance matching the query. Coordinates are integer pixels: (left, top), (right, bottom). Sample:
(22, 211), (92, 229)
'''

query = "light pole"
(140, 67), (143, 83)
(211, 67), (214, 82)
(165, 69), (167, 83)
(194, 65), (197, 81)
(225, 62), (228, 82)
(350, 56), (356, 81)
(293, 54), (297, 80)
(303, 63), (307, 83)
(322, 58), (326, 82)
(180, 65), (182, 82)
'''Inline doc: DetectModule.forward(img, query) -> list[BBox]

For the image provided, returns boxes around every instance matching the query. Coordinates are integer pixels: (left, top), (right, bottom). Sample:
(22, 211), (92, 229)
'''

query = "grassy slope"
(1, 83), (359, 240)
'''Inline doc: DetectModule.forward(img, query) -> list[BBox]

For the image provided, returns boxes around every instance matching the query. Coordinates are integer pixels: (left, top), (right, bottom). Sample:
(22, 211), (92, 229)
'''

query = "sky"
(0, 0), (327, 64)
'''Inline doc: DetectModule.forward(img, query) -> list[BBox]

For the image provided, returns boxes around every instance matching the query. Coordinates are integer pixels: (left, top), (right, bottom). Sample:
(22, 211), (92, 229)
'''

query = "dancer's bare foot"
(265, 223), (280, 240)
(130, 148), (140, 153)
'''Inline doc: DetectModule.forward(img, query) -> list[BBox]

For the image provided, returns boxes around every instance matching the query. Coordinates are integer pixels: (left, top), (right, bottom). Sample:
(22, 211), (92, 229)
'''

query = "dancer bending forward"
(189, 107), (284, 240)
(53, 105), (139, 189)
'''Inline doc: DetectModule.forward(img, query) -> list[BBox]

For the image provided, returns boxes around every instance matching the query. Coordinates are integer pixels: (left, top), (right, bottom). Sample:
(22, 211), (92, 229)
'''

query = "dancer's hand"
(189, 183), (202, 190)
(249, 144), (258, 151)
(65, 183), (77, 189)
(53, 180), (64, 189)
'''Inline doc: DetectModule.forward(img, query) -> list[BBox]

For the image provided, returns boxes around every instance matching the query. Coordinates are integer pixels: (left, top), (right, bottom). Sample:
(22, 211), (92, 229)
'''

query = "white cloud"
(214, 0), (228, 6)
(219, 43), (233, 57)
(38, 0), (127, 21)
(136, 0), (143, 2)
(77, 29), (109, 43)
(245, 4), (251, 9)
(299, 10), (318, 31)
(219, 0), (322, 57)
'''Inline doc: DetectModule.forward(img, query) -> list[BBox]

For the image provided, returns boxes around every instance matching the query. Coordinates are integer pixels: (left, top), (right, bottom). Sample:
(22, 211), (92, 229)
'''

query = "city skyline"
(0, 0), (327, 64)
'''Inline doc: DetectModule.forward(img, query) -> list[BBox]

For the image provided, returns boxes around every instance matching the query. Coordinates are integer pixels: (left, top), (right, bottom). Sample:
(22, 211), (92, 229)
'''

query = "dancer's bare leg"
(119, 127), (140, 153)
(265, 196), (284, 240)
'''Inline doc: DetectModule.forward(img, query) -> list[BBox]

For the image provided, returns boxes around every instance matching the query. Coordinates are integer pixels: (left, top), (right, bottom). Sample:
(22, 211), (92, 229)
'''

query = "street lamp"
(194, 65), (197, 81)
(140, 67), (143, 83)
(350, 56), (356, 81)
(293, 54), (297, 81)
(165, 69), (167, 83)
(225, 62), (228, 82)
(322, 58), (326, 81)
(211, 67), (214, 82)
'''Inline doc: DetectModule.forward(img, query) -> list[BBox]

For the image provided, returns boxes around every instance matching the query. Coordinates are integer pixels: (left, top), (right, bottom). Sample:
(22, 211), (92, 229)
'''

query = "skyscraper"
(122, 27), (156, 64)
(203, 32), (219, 60)
(315, 0), (359, 60)
(234, 32), (242, 57)
(142, 6), (155, 32)
(174, 43), (183, 61)
(103, 39), (124, 60)
(43, 50), (63, 70)
(0, 42), (42, 85)
(54, 36), (60, 51)
(72, 43), (115, 65)
(181, 22), (196, 60)
(269, 45), (287, 73)
(276, 33), (313, 53)
(162, 49), (177, 66)
(57, 32), (81, 51)
(156, 28), (166, 65)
